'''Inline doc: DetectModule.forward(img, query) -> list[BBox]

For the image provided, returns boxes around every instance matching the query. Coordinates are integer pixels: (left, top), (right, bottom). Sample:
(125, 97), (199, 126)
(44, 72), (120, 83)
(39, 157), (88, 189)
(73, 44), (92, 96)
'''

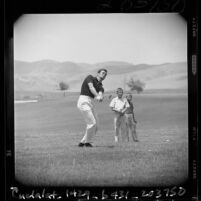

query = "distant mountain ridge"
(14, 60), (187, 92)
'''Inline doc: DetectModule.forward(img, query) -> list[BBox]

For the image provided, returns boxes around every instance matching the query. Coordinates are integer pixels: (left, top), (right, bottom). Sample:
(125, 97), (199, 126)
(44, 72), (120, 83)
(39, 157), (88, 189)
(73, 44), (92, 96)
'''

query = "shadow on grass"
(94, 145), (115, 148)
(73, 145), (116, 149)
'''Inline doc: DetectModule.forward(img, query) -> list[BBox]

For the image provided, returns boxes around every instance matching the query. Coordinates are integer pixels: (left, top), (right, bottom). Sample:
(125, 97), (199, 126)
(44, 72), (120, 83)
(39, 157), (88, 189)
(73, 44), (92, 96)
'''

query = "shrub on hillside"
(127, 78), (145, 94)
(59, 82), (69, 96)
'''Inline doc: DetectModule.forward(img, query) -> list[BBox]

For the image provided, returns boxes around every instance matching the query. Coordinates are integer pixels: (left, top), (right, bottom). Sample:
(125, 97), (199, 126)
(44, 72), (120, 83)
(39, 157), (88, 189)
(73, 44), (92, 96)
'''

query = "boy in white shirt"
(109, 88), (130, 142)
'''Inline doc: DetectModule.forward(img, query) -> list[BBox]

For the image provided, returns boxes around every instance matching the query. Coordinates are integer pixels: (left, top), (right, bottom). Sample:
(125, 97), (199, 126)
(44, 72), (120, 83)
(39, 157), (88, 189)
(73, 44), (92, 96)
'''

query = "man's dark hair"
(116, 87), (123, 93)
(126, 93), (132, 98)
(97, 69), (107, 74)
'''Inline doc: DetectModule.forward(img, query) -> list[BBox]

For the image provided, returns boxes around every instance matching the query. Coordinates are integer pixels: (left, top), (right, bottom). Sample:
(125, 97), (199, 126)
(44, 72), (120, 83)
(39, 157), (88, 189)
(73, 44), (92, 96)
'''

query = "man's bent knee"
(87, 122), (97, 129)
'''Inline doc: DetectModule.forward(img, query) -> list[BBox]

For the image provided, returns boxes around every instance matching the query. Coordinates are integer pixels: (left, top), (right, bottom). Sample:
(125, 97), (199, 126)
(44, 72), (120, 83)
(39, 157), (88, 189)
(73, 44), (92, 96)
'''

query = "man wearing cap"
(77, 69), (107, 147)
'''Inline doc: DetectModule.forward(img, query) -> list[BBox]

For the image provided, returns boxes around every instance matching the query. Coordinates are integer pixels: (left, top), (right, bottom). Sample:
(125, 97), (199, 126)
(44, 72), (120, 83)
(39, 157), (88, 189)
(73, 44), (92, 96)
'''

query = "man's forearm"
(98, 91), (104, 99)
(121, 108), (127, 113)
(112, 108), (119, 112)
(88, 84), (99, 98)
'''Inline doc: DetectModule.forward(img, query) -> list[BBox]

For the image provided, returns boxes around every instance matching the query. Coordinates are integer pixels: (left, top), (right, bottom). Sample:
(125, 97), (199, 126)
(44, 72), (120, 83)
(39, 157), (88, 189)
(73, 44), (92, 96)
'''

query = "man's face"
(127, 94), (132, 101)
(98, 70), (107, 81)
(117, 90), (123, 98)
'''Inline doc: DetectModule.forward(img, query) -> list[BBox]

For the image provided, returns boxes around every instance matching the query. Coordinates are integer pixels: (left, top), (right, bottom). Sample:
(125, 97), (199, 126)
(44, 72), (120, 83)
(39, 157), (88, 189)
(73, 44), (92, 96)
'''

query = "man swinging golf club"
(77, 69), (107, 147)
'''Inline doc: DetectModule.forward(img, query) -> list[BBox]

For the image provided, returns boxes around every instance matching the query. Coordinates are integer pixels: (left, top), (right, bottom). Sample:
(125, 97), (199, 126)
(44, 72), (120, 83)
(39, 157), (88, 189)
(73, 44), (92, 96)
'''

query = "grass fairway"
(14, 93), (188, 187)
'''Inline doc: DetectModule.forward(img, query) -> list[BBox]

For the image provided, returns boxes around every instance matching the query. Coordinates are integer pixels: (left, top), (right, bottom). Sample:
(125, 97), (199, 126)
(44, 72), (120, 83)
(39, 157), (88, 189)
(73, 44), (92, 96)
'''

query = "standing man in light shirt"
(77, 69), (107, 147)
(125, 93), (139, 142)
(109, 88), (130, 143)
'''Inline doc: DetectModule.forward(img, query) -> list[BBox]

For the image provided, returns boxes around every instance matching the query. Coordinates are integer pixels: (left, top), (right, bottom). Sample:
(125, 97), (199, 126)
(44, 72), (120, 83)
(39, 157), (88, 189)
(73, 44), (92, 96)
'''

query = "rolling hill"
(14, 60), (187, 92)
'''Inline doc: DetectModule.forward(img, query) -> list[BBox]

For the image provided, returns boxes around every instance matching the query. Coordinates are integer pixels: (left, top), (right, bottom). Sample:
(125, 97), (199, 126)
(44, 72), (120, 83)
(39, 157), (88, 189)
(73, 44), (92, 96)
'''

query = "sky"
(14, 13), (187, 65)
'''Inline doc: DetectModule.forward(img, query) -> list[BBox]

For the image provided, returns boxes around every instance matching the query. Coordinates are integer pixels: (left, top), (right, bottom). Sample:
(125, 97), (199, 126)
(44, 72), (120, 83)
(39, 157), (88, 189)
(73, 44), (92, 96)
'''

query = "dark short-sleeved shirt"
(80, 75), (104, 98)
(125, 101), (134, 114)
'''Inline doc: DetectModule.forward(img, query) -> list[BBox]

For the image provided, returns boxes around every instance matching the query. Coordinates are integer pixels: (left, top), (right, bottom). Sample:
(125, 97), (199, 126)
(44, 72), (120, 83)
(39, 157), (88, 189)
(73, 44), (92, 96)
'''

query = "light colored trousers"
(77, 95), (98, 143)
(113, 112), (124, 139)
(114, 113), (137, 142)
